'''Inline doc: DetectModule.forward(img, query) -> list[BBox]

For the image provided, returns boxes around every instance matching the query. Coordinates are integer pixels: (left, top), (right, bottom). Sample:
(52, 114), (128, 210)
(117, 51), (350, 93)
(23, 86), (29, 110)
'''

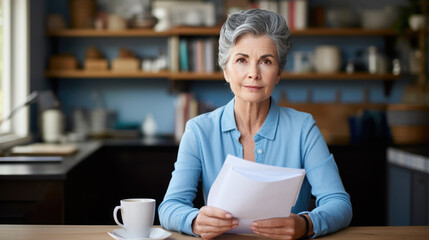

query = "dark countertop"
(0, 141), (102, 180)
(387, 145), (429, 174)
(0, 137), (179, 180)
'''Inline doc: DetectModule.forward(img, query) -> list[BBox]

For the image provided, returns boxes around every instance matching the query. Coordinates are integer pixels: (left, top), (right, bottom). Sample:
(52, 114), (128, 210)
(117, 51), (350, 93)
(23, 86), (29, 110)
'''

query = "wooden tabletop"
(1, 225), (428, 240)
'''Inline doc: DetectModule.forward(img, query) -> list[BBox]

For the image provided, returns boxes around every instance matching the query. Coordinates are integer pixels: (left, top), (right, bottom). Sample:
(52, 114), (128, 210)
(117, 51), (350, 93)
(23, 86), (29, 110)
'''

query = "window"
(0, 0), (30, 146)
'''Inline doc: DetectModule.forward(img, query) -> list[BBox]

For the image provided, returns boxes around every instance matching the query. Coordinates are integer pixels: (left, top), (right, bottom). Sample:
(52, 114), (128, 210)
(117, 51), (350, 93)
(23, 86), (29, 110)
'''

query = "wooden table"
(1, 225), (428, 240)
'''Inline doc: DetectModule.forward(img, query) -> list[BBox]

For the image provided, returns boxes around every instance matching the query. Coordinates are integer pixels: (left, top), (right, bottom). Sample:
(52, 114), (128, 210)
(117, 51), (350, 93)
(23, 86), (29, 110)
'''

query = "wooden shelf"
(46, 29), (171, 37)
(291, 28), (397, 36)
(281, 72), (401, 80)
(168, 26), (222, 36)
(46, 70), (400, 81)
(47, 27), (222, 37)
(169, 72), (224, 80)
(47, 27), (397, 37)
(45, 70), (170, 78)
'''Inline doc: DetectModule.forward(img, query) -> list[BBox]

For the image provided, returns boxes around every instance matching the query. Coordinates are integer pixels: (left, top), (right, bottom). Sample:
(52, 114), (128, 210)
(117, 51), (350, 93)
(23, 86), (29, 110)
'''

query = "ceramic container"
(409, 14), (426, 31)
(42, 109), (65, 143)
(314, 45), (341, 73)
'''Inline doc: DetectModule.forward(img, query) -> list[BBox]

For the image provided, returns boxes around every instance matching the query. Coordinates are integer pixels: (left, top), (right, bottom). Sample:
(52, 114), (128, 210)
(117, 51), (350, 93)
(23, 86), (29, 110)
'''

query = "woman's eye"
(236, 58), (246, 63)
(261, 59), (272, 64)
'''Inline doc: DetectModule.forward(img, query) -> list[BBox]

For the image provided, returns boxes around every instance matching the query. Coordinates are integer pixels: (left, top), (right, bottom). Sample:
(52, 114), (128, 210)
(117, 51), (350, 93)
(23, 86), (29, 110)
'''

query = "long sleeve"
(299, 115), (353, 237)
(158, 122), (202, 236)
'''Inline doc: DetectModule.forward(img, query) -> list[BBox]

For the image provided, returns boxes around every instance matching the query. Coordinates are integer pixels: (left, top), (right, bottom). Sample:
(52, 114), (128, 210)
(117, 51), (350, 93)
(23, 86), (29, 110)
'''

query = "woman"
(159, 8), (352, 240)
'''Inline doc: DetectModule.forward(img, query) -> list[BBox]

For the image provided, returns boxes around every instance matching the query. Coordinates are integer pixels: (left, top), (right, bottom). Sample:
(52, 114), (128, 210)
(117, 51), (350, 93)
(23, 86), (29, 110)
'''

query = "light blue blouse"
(159, 97), (352, 238)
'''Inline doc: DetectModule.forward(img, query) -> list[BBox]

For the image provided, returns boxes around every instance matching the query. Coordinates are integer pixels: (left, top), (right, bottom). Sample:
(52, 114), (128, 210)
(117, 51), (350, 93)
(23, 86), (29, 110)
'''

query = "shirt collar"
(221, 97), (279, 141)
(221, 98), (237, 132)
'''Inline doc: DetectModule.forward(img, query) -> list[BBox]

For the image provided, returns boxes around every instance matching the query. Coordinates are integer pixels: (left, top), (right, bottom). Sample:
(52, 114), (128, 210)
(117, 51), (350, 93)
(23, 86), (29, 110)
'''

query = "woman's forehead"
(231, 35), (277, 56)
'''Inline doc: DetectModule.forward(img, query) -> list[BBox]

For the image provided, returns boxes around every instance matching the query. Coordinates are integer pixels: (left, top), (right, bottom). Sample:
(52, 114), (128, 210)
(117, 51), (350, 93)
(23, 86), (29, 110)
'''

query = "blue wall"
(34, 0), (418, 135)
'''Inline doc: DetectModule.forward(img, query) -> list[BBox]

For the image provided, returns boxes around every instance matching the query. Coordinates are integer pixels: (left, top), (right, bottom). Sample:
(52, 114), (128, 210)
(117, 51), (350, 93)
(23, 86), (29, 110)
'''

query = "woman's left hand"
(249, 213), (308, 240)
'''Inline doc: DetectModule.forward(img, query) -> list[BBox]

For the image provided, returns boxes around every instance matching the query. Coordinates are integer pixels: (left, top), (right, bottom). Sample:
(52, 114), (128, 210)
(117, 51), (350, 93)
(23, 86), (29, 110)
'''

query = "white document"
(207, 154), (306, 233)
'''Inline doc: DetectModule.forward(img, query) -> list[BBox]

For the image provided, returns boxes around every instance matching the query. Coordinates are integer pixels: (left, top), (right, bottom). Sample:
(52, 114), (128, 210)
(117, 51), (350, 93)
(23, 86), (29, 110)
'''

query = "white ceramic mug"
(113, 198), (155, 238)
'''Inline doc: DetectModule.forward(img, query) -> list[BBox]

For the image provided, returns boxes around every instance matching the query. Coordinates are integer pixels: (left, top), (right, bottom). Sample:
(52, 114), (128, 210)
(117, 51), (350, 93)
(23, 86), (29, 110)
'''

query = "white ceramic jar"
(314, 45), (341, 73)
(42, 109), (65, 143)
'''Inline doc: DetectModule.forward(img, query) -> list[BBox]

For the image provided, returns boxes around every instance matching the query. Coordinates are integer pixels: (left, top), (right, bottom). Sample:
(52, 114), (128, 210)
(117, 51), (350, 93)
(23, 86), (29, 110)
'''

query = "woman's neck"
(234, 97), (271, 136)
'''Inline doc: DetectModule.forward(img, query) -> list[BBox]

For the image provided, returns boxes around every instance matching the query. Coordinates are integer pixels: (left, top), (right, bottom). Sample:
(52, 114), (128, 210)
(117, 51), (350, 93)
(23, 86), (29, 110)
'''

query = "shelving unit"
(46, 27), (400, 84)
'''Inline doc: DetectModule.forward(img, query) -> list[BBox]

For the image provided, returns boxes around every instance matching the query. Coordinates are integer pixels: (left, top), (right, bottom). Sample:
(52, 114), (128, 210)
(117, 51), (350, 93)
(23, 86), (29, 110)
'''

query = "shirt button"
(257, 149), (263, 154)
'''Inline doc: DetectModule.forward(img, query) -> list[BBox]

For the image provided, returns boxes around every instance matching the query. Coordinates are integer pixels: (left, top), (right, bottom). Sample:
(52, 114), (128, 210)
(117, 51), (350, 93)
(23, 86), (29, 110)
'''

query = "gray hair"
(218, 8), (292, 71)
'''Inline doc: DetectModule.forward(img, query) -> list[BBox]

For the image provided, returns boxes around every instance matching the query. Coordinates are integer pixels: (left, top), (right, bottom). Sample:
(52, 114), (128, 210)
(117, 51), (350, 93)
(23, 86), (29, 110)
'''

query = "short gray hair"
(218, 8), (292, 70)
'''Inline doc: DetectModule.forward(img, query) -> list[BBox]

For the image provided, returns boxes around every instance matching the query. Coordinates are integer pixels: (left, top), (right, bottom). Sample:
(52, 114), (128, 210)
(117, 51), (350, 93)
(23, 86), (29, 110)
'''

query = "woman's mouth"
(244, 85), (263, 90)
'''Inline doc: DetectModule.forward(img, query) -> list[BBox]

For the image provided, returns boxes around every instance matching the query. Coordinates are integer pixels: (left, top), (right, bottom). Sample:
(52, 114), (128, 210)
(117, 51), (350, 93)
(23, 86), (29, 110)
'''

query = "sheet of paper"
(207, 154), (305, 233)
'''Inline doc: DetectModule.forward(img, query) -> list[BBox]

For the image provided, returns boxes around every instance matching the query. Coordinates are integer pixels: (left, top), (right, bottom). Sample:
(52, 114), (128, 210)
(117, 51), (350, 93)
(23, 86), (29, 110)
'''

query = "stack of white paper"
(207, 154), (306, 233)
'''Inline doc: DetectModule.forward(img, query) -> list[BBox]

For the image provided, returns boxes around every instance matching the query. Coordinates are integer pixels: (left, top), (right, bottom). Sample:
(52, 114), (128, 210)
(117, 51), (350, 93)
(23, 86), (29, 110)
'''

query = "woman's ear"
(275, 69), (282, 84)
(223, 69), (229, 82)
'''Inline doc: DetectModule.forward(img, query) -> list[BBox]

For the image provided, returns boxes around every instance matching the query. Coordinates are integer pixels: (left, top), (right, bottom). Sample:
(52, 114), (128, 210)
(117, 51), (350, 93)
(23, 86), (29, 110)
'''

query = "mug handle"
(113, 206), (124, 228)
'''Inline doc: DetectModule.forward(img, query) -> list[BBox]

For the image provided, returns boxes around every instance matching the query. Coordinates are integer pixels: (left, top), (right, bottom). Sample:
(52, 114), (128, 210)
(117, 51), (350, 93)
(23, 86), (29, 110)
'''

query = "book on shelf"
(204, 37), (215, 73)
(278, 0), (308, 30)
(174, 93), (198, 142)
(258, 0), (279, 13)
(195, 39), (205, 73)
(174, 93), (216, 142)
(169, 36), (180, 72)
(178, 37), (218, 74)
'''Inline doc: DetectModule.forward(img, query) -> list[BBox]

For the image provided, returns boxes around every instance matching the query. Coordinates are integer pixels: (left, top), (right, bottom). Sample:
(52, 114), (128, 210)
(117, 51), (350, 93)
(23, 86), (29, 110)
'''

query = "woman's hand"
(249, 213), (313, 240)
(192, 206), (239, 240)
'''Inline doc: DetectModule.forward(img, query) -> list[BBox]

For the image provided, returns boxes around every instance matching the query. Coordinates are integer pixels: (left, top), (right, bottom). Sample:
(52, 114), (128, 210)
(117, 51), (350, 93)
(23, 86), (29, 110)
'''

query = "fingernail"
(232, 219), (238, 225)
(251, 222), (258, 227)
(225, 213), (232, 218)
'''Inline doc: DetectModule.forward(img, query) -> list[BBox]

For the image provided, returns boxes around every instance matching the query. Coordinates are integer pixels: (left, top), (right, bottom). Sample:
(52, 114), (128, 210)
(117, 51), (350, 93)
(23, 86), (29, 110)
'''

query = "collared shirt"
(159, 97), (352, 238)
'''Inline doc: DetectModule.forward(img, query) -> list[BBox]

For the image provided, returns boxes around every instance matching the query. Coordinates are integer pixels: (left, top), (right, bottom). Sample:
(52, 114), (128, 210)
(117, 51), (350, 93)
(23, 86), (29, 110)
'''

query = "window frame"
(0, 0), (31, 148)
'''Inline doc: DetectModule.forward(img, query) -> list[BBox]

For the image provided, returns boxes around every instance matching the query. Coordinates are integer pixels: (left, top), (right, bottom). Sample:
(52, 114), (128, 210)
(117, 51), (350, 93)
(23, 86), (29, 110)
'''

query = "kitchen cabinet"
(388, 164), (429, 225)
(0, 180), (64, 224)
(387, 146), (429, 226)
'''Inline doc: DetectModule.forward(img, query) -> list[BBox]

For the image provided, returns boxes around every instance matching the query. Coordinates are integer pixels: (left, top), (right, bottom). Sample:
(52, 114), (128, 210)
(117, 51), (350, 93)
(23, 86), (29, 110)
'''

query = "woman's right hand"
(192, 206), (239, 239)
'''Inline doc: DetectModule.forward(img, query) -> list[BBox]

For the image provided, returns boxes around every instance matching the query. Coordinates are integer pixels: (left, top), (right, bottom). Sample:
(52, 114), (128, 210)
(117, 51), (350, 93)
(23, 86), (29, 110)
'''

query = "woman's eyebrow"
(234, 53), (249, 58)
(260, 54), (276, 59)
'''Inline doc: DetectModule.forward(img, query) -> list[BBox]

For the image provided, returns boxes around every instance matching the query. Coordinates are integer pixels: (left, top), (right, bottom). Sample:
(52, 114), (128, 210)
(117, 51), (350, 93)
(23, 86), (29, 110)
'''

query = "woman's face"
(223, 34), (281, 104)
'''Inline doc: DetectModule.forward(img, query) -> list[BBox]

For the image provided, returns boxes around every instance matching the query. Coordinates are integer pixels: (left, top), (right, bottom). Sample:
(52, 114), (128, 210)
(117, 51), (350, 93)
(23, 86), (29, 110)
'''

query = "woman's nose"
(247, 63), (261, 80)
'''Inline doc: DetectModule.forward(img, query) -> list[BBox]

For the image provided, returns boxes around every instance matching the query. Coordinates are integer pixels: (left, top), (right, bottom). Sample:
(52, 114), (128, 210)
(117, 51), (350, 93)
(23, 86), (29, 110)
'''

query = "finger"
(197, 224), (238, 234)
(197, 209), (238, 227)
(197, 223), (239, 240)
(252, 218), (293, 228)
(198, 216), (238, 227)
(201, 206), (233, 219)
(251, 225), (294, 235)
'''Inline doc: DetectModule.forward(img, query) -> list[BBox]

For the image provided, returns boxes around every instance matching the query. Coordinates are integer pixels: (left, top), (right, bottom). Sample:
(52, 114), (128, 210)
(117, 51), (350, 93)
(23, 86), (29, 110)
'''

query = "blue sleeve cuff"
(180, 209), (200, 237)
